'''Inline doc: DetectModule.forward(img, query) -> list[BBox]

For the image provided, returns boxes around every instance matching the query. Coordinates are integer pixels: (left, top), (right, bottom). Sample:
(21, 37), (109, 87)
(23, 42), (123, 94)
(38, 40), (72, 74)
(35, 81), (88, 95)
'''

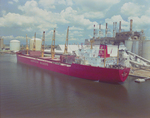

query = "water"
(1, 54), (150, 118)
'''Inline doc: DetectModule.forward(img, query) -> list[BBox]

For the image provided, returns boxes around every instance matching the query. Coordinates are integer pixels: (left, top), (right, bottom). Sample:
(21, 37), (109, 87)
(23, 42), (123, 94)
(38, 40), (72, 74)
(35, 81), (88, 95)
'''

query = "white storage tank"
(125, 40), (133, 52)
(132, 40), (139, 55)
(10, 40), (20, 51)
(142, 40), (150, 60)
(30, 38), (42, 51)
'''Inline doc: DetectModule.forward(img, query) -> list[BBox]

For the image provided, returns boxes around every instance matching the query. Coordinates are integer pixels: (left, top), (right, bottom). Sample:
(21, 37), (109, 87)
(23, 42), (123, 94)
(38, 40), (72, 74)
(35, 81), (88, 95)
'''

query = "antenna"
(26, 34), (29, 54)
(33, 32), (36, 51)
(41, 31), (45, 57)
(105, 23), (108, 37)
(51, 28), (55, 59)
(90, 24), (95, 49)
(64, 26), (69, 54)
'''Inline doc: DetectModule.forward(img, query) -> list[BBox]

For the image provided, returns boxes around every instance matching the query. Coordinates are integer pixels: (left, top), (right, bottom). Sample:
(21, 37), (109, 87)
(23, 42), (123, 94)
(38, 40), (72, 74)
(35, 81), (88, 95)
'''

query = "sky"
(0, 0), (150, 45)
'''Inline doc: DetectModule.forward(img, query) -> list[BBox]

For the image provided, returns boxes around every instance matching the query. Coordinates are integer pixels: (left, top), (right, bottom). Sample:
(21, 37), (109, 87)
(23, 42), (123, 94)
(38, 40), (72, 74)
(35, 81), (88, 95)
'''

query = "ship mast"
(26, 34), (29, 54)
(41, 31), (45, 57)
(51, 28), (56, 59)
(90, 24), (95, 49)
(64, 26), (69, 54)
(33, 32), (36, 51)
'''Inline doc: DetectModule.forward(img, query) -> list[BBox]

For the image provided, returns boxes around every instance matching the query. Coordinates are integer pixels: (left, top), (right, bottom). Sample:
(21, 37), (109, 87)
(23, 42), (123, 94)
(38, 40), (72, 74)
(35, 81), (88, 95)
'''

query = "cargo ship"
(16, 28), (130, 83)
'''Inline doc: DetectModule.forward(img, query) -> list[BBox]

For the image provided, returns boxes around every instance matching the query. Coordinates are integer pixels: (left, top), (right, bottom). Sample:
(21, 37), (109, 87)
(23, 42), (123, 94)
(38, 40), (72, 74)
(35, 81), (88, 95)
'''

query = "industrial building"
(85, 19), (150, 60)
(0, 37), (4, 50)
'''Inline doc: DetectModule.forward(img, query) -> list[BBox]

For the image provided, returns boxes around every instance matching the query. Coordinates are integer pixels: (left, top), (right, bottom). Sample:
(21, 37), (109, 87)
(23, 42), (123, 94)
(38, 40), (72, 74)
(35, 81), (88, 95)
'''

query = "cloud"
(39, 0), (55, 9)
(75, 0), (120, 12)
(13, 0), (19, 3)
(145, 8), (150, 16)
(83, 12), (104, 19)
(128, 15), (150, 31)
(0, 12), (35, 27)
(2, 35), (15, 40)
(8, 1), (13, 4)
(70, 26), (83, 30)
(2, 10), (6, 16)
(60, 7), (99, 29)
(121, 2), (145, 17)
(39, 0), (73, 9)
(104, 15), (130, 31)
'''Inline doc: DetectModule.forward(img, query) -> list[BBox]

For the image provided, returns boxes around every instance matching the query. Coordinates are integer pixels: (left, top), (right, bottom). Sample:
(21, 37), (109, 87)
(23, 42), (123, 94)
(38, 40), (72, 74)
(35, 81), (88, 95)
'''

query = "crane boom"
(26, 34), (29, 54)
(91, 25), (95, 49)
(41, 31), (45, 57)
(64, 26), (69, 54)
(33, 32), (36, 51)
(51, 28), (56, 59)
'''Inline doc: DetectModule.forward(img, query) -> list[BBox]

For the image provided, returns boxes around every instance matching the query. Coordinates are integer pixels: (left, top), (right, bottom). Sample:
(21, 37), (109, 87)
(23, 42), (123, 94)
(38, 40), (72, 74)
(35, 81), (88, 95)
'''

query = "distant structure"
(85, 19), (150, 60)
(0, 37), (4, 49)
(86, 19), (145, 45)
(30, 38), (42, 51)
(10, 40), (20, 51)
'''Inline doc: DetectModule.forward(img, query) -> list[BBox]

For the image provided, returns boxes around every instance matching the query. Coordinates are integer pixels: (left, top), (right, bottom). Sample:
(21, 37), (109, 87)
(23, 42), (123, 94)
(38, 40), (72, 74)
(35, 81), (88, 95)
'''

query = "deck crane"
(90, 25), (95, 49)
(51, 28), (56, 59)
(64, 26), (69, 54)
(41, 31), (45, 57)
(26, 34), (29, 54)
(33, 32), (36, 51)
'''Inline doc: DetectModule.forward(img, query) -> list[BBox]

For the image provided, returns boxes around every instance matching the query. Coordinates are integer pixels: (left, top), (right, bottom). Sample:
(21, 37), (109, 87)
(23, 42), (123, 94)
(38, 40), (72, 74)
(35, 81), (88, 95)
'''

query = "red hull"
(16, 53), (130, 83)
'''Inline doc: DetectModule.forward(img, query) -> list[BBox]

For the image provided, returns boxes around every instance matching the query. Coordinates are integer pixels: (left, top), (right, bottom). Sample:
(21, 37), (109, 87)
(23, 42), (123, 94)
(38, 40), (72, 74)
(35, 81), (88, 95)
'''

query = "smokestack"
(93, 24), (95, 39)
(119, 21), (121, 32)
(113, 22), (115, 37)
(105, 23), (108, 37)
(99, 24), (101, 38)
(130, 19), (133, 32)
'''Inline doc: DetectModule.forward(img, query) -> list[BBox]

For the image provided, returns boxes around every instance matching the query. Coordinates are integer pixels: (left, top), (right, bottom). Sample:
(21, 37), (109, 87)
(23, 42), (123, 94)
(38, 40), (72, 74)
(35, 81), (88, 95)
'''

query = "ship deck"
(129, 67), (150, 78)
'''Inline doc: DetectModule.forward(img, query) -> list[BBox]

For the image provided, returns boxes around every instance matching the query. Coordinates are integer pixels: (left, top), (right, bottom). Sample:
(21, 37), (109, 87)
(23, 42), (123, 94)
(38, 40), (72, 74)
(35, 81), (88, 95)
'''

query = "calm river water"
(0, 54), (150, 118)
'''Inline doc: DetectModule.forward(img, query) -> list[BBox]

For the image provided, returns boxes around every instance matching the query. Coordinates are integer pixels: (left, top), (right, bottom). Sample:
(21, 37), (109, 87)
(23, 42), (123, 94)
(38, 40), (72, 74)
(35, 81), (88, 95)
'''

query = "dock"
(129, 67), (150, 78)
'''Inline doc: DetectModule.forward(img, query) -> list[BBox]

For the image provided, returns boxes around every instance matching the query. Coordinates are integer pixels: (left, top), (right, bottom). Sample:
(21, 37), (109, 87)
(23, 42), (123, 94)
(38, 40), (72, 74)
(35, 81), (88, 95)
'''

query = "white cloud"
(8, 1), (13, 4)
(2, 10), (6, 16)
(15, 36), (26, 40)
(2, 35), (15, 40)
(60, 7), (99, 29)
(104, 15), (130, 31)
(39, 0), (55, 9)
(121, 2), (145, 17)
(39, 0), (73, 9)
(83, 12), (104, 19)
(70, 30), (83, 37)
(70, 26), (83, 30)
(75, 0), (120, 12)
(2, 35), (27, 41)
(65, 0), (73, 6)
(13, 0), (18, 3)
(105, 15), (128, 25)
(128, 15), (150, 31)
(145, 8), (150, 16)
(0, 12), (34, 27)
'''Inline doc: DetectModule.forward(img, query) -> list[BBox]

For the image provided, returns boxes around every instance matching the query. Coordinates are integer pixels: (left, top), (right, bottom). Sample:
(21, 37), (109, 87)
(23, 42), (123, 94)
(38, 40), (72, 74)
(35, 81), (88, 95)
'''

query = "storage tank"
(132, 40), (139, 55)
(125, 40), (133, 52)
(10, 40), (20, 51)
(30, 38), (42, 51)
(142, 40), (150, 60)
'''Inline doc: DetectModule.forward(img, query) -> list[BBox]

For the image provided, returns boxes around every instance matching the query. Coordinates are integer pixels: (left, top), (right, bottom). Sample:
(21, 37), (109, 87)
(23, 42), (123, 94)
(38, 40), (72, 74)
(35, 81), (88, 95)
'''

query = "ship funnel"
(93, 24), (95, 39)
(99, 24), (101, 38)
(113, 22), (117, 37)
(130, 19), (133, 32)
(119, 21), (121, 32)
(105, 23), (108, 37)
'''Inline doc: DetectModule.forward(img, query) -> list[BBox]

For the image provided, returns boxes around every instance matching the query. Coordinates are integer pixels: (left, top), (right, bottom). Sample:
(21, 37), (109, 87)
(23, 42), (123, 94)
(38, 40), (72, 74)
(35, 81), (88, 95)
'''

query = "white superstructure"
(75, 45), (130, 68)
